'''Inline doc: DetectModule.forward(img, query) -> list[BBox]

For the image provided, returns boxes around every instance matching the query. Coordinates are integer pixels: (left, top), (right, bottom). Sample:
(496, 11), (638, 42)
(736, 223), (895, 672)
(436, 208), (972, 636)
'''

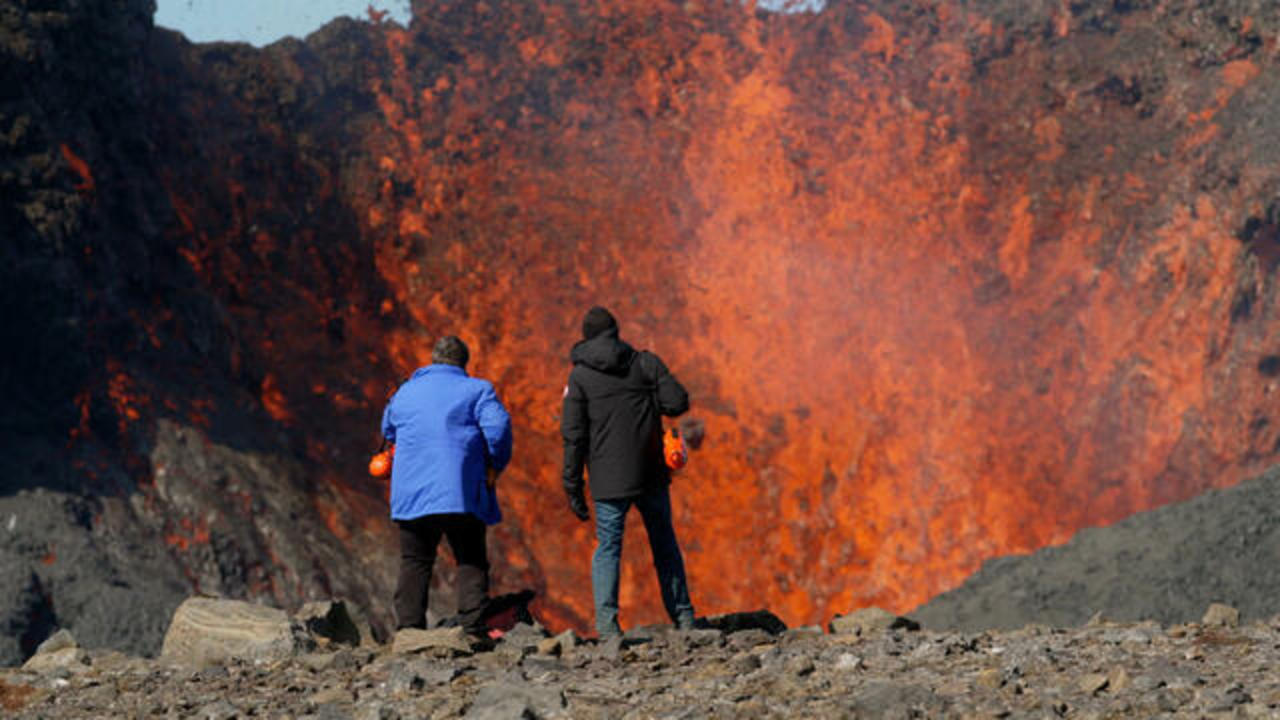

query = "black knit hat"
(582, 306), (618, 340)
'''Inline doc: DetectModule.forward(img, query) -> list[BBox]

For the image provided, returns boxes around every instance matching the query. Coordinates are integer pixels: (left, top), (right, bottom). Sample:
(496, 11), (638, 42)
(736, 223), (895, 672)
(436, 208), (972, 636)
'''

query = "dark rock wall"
(0, 1), (396, 665)
(1, 0), (159, 492)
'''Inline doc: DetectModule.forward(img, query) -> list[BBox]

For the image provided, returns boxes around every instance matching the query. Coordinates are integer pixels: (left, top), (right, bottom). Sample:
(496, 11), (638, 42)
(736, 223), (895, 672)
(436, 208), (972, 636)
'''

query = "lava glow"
(144, 0), (1280, 632)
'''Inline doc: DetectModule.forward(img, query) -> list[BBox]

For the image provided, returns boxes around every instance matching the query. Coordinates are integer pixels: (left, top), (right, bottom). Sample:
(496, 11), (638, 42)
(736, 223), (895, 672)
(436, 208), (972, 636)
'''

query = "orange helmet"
(663, 428), (687, 471)
(368, 446), (394, 478)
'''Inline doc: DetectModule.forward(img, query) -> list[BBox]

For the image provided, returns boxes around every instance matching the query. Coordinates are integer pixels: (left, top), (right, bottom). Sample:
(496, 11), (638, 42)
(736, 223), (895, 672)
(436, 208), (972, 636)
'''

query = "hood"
(570, 328), (636, 375)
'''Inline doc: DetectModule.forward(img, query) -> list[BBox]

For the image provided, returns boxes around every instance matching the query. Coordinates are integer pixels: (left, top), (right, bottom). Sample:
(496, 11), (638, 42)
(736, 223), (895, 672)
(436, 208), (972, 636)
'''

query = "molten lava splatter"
(59, 143), (95, 193)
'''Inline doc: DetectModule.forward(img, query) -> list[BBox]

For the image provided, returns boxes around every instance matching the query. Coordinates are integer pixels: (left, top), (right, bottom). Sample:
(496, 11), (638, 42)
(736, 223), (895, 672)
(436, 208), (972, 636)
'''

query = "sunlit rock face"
(5, 0), (1280, 657)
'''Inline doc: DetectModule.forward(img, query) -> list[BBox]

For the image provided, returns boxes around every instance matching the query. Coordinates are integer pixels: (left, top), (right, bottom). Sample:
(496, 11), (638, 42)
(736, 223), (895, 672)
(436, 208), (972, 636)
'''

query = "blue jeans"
(592, 485), (695, 635)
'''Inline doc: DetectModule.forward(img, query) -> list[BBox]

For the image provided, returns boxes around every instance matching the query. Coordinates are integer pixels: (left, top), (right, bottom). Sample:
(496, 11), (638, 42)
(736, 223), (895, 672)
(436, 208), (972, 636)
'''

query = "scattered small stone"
(354, 704), (401, 720)
(521, 654), (563, 678)
(1107, 666), (1132, 692)
(535, 629), (578, 657)
(1204, 684), (1252, 712)
(468, 681), (564, 719)
(974, 668), (1002, 689)
(596, 634), (624, 661)
(785, 655), (815, 677)
(1202, 603), (1240, 628)
(300, 652), (340, 673)
(834, 653), (863, 671)
(829, 607), (920, 636)
(22, 646), (89, 674)
(500, 622), (548, 648)
(781, 625), (824, 643)
(327, 647), (374, 674)
(384, 663), (424, 695)
(463, 696), (533, 720)
(34, 629), (76, 655)
(391, 627), (474, 657)
(728, 652), (761, 674)
(1079, 672), (1109, 695)
(197, 699), (240, 720)
(311, 686), (352, 705)
(310, 702), (356, 720)
(725, 628), (772, 651)
(1104, 627), (1155, 645)
(681, 628), (725, 649)
(296, 600), (366, 647)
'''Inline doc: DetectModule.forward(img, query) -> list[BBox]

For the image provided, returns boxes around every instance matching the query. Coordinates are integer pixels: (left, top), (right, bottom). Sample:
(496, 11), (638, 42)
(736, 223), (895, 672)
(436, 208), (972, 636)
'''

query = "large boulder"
(1202, 603), (1240, 628)
(391, 627), (475, 656)
(21, 629), (89, 674)
(160, 597), (313, 666)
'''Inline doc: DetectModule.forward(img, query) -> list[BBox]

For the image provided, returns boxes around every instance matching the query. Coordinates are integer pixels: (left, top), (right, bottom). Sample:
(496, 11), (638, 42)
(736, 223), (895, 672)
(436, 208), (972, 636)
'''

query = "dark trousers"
(394, 513), (490, 632)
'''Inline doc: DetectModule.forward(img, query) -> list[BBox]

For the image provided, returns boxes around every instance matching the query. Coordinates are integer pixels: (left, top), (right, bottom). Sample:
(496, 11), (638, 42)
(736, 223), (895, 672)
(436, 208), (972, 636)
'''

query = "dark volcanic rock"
(916, 466), (1280, 630)
(701, 609), (788, 635)
(0, 489), (188, 665)
(0, 0), (393, 665)
(0, 555), (56, 668)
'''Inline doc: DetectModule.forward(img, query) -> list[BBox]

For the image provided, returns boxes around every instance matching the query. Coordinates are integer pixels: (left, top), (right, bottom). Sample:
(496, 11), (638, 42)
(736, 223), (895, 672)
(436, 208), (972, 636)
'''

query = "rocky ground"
(4, 601), (1280, 719)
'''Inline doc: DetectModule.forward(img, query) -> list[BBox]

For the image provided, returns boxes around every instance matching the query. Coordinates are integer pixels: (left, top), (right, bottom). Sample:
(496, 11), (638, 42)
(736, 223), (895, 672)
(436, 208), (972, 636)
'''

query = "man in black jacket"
(561, 306), (696, 636)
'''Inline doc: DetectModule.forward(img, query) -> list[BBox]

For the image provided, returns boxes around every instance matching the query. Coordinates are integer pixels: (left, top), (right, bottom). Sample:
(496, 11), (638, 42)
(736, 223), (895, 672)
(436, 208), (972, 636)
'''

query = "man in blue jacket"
(381, 335), (513, 633)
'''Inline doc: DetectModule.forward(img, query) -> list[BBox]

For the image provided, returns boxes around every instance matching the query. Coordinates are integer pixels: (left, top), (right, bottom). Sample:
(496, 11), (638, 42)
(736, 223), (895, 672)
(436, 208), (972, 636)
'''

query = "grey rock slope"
(915, 466), (1280, 631)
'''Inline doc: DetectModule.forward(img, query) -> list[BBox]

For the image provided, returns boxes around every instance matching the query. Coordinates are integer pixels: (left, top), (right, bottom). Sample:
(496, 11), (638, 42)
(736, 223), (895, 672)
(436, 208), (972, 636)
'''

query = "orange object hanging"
(663, 427), (687, 471)
(368, 445), (394, 477)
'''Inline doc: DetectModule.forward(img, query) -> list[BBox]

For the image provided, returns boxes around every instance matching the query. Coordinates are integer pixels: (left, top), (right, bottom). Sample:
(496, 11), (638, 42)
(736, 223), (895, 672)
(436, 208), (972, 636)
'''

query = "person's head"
(582, 306), (618, 340)
(431, 335), (470, 368)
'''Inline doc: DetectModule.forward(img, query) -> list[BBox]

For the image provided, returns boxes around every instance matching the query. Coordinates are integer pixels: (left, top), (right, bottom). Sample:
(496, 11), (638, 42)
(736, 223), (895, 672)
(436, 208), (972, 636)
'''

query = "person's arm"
(560, 376), (590, 520)
(476, 382), (513, 473)
(641, 352), (689, 416)
(381, 395), (397, 444)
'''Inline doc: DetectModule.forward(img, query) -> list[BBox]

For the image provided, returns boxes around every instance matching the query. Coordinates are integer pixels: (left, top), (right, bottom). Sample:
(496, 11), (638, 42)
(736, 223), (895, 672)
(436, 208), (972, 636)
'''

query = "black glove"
(568, 492), (590, 522)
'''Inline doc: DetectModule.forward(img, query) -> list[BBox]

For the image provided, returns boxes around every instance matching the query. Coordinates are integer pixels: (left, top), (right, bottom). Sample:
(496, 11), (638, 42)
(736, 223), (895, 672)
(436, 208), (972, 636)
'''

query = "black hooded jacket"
(561, 328), (689, 501)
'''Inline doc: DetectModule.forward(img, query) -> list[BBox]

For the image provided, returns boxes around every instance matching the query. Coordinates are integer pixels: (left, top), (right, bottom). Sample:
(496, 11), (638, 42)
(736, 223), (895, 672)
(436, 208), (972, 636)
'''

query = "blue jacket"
(381, 364), (512, 524)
